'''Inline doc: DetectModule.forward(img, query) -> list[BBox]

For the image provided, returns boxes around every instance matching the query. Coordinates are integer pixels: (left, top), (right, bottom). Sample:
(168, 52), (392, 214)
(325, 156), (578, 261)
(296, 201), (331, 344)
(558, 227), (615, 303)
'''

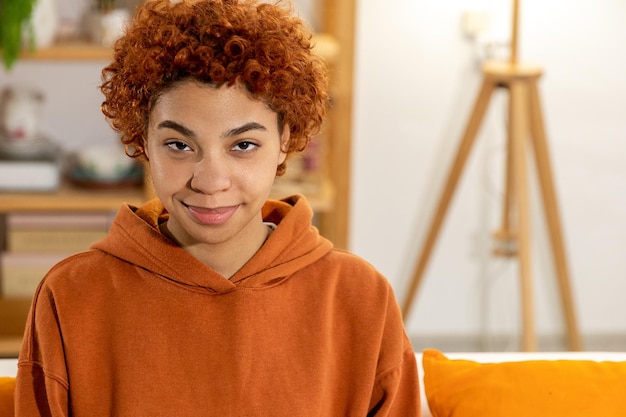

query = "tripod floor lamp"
(401, 0), (581, 351)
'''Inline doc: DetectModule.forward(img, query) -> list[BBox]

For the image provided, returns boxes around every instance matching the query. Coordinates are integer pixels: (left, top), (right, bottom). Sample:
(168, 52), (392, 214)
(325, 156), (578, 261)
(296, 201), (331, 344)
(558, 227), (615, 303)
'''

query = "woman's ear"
(141, 136), (149, 161)
(278, 124), (290, 165)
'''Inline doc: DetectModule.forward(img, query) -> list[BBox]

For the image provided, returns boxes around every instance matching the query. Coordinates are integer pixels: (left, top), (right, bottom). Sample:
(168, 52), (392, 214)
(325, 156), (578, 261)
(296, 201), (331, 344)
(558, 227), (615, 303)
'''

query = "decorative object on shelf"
(0, 0), (37, 69)
(0, 157), (60, 192)
(84, 0), (130, 47)
(22, 0), (59, 51)
(67, 144), (143, 189)
(0, 84), (61, 191)
(0, 85), (59, 160)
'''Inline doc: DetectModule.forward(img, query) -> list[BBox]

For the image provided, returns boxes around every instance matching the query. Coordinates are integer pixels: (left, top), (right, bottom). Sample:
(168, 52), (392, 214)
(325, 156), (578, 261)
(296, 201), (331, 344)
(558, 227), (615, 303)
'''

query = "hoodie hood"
(91, 195), (333, 294)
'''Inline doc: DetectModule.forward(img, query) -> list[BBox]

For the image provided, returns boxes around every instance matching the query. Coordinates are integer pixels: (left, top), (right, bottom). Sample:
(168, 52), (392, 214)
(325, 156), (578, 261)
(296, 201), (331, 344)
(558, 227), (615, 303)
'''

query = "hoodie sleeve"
(368, 290), (421, 417)
(15, 362), (69, 417)
(15, 283), (71, 417)
(368, 342), (421, 416)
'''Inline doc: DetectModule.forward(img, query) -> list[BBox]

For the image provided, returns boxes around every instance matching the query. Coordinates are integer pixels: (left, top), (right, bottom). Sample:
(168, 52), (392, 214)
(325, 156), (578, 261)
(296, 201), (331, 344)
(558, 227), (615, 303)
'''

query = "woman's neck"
(159, 219), (271, 279)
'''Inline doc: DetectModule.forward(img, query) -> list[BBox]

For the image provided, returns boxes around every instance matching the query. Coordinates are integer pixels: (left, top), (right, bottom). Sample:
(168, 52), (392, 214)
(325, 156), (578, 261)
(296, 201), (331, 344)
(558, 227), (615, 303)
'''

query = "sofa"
(2, 350), (626, 416)
(0, 357), (17, 417)
(417, 349), (626, 417)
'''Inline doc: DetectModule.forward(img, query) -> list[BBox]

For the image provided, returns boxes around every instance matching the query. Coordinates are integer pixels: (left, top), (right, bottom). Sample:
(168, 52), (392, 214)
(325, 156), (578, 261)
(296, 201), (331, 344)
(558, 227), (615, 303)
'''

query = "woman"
(15, 1), (419, 415)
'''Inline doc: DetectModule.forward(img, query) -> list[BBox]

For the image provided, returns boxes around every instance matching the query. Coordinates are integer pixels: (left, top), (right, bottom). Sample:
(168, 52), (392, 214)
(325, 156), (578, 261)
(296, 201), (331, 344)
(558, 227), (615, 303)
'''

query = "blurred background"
(0, 0), (624, 354)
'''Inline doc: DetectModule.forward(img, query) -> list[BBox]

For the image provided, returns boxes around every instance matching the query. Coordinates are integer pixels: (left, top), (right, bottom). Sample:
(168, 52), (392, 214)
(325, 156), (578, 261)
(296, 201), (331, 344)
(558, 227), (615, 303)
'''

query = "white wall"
(352, 0), (626, 348)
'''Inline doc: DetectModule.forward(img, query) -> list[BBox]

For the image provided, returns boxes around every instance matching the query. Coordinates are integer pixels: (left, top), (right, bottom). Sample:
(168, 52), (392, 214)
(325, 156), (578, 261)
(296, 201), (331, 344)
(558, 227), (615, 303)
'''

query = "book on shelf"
(6, 212), (114, 229)
(1, 253), (67, 298)
(7, 229), (108, 253)
(5, 212), (113, 253)
(0, 158), (61, 192)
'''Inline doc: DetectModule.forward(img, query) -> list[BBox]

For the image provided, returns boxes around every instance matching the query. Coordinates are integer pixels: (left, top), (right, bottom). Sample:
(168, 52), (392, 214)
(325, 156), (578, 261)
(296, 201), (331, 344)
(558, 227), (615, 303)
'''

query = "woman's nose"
(188, 154), (232, 195)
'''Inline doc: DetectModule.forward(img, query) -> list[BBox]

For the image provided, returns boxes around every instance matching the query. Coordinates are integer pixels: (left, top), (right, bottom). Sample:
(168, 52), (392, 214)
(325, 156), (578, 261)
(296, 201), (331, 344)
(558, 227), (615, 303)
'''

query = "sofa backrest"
(0, 360), (17, 417)
(416, 350), (626, 417)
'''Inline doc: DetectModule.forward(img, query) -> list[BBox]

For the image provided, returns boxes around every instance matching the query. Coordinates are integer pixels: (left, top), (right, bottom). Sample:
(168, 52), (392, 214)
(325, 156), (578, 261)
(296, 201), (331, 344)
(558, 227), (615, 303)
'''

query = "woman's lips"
(186, 204), (239, 225)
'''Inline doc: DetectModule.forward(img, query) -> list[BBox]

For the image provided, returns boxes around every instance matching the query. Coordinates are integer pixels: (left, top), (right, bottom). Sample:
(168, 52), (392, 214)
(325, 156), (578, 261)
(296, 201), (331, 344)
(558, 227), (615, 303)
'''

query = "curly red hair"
(100, 0), (329, 175)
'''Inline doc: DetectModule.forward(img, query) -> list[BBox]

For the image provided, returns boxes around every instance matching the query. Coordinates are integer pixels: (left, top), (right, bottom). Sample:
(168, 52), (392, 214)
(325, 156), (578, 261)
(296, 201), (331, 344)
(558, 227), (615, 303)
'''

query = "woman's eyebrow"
(156, 120), (268, 138)
(223, 122), (268, 138)
(157, 120), (195, 137)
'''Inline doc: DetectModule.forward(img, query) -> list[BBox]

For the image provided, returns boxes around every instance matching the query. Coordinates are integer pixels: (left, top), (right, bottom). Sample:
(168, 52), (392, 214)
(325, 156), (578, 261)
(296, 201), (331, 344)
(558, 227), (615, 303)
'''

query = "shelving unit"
(318, 0), (355, 249)
(0, 184), (149, 357)
(0, 5), (356, 356)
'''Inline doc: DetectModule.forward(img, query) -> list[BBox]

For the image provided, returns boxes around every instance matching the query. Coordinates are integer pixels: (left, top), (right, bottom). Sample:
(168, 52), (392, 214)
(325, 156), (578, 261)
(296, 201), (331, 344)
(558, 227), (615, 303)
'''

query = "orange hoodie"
(15, 195), (420, 416)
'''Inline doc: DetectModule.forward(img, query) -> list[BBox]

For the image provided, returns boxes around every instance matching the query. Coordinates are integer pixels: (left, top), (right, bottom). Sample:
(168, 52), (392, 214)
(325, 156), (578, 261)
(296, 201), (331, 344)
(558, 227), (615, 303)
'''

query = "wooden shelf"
(0, 183), (148, 212)
(20, 34), (340, 62)
(21, 40), (113, 61)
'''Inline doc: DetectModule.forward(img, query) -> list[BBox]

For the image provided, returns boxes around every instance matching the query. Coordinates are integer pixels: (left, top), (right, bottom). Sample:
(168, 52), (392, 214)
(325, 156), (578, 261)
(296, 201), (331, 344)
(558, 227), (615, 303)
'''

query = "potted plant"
(0, 0), (38, 69)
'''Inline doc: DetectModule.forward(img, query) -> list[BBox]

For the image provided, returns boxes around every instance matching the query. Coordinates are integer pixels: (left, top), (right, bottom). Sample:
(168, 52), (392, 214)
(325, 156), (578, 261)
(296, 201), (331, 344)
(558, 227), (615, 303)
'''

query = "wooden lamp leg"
(401, 78), (495, 318)
(510, 80), (537, 351)
(528, 80), (581, 350)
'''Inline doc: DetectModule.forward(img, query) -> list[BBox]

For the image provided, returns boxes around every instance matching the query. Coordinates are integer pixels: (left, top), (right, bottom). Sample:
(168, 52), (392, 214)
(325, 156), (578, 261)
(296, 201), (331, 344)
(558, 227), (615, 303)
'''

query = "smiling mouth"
(186, 204), (239, 225)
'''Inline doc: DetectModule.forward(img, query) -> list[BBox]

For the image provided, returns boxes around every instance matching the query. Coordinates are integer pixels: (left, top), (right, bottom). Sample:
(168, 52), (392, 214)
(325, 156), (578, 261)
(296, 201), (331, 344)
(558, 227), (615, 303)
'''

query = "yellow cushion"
(0, 377), (15, 417)
(423, 349), (626, 417)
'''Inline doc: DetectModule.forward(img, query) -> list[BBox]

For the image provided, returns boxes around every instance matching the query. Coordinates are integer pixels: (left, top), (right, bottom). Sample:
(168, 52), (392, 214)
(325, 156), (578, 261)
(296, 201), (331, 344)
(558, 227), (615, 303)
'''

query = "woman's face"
(145, 80), (288, 249)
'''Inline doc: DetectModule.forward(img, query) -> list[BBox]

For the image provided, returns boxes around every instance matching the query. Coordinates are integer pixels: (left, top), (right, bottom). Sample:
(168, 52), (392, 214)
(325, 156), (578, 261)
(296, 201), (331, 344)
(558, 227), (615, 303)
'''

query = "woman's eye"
(233, 141), (258, 152)
(166, 141), (192, 152)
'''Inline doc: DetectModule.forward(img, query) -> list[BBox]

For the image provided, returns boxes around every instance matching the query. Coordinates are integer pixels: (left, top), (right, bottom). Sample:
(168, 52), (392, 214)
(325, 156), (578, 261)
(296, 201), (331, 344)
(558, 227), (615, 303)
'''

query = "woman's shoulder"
(35, 249), (119, 293)
(314, 248), (392, 291)
(323, 247), (381, 272)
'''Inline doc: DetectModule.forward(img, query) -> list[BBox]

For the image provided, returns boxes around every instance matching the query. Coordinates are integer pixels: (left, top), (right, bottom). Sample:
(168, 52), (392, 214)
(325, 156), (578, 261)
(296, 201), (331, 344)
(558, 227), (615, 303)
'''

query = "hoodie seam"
(112, 221), (223, 288)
